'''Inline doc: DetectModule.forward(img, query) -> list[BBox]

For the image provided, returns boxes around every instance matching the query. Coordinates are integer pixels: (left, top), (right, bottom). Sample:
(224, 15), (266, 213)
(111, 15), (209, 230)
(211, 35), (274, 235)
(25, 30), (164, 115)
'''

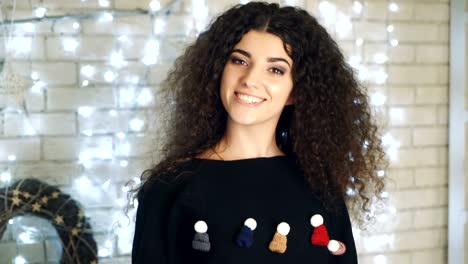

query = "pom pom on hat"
(192, 220), (210, 252)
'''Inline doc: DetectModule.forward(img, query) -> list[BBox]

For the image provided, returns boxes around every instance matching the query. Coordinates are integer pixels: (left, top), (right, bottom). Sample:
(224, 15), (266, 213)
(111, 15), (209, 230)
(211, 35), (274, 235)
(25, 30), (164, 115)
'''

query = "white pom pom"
(310, 214), (324, 227)
(328, 239), (340, 252)
(194, 220), (208, 233)
(244, 218), (257, 230)
(277, 222), (290, 236)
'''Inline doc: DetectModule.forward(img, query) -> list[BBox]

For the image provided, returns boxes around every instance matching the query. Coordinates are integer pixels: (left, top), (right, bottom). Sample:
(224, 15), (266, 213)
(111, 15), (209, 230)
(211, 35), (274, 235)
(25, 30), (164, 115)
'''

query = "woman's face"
(220, 30), (294, 128)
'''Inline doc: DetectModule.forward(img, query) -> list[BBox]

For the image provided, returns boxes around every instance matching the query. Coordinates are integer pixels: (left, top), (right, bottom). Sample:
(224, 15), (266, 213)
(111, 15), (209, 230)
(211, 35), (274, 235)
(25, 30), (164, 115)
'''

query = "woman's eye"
(270, 67), (285, 75)
(230, 57), (247, 65)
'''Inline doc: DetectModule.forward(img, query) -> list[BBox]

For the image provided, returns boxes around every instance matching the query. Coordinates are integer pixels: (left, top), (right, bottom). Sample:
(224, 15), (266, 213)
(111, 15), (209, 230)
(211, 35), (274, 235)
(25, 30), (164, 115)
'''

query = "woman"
(131, 2), (386, 263)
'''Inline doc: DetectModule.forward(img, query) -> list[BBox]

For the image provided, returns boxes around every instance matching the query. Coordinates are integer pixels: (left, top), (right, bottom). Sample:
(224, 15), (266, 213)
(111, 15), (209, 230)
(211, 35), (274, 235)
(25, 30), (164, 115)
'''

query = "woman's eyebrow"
(232, 48), (291, 68)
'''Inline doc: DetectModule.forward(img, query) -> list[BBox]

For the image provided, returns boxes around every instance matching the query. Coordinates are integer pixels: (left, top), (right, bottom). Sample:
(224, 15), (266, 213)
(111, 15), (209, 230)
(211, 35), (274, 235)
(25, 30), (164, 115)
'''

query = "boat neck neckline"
(192, 155), (290, 162)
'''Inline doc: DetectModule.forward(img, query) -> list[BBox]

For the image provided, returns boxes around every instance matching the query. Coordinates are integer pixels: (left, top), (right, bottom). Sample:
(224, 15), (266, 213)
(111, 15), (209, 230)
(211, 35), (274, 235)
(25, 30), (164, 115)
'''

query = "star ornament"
(71, 227), (80, 236)
(41, 196), (48, 204)
(11, 196), (21, 206)
(51, 191), (60, 198)
(32, 202), (41, 212)
(55, 215), (64, 225)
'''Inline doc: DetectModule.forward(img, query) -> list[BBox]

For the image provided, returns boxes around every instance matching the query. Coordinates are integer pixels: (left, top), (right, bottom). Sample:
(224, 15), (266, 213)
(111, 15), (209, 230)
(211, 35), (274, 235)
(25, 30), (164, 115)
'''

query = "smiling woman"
(131, 2), (387, 263)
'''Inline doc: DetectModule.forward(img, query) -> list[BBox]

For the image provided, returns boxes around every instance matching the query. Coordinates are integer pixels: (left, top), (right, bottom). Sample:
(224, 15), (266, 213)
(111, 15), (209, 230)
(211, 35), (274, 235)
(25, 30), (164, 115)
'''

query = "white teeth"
(236, 93), (264, 104)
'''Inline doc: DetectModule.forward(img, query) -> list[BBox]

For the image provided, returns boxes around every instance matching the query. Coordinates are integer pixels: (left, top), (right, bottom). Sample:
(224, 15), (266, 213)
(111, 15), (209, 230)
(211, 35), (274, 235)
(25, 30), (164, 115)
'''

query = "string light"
(72, 22), (81, 30)
(63, 38), (80, 53)
(109, 110), (117, 116)
(375, 70), (388, 84)
(117, 35), (129, 42)
(336, 13), (352, 38)
(31, 81), (46, 93)
(154, 18), (166, 34)
(120, 160), (129, 167)
(149, 0), (161, 11)
(13, 256), (27, 264)
(116, 132), (126, 139)
(129, 118), (144, 131)
(82, 80), (89, 87)
(8, 155), (17, 161)
(82, 129), (93, 137)
(352, 1), (363, 14)
(78, 106), (94, 117)
(388, 3), (399, 12)
(370, 92), (386, 106)
(373, 52), (388, 64)
(377, 170), (385, 177)
(0, 171), (12, 182)
(21, 23), (35, 33)
(318, 1), (337, 25)
(137, 88), (154, 106)
(104, 71), (117, 82)
(80, 65), (95, 78)
(99, 0), (111, 7)
(34, 7), (47, 18)
(99, 12), (114, 22)
(285, 0), (296, 6)
(8, 37), (32, 54)
(141, 39), (160, 65)
(386, 24), (394, 33)
(355, 38), (363, 46)
(390, 39), (399, 47)
(109, 50), (127, 68)
(30, 72), (39, 81)
(374, 254), (388, 264)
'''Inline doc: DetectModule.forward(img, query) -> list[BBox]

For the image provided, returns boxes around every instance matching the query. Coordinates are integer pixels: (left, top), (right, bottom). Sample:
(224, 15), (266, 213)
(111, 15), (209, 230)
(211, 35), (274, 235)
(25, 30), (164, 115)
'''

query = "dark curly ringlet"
(132, 2), (387, 226)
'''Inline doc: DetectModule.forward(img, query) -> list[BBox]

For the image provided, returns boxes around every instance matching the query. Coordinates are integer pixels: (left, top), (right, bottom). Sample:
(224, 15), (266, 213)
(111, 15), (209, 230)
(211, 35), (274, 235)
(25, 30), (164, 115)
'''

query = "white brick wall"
(0, 0), (449, 263)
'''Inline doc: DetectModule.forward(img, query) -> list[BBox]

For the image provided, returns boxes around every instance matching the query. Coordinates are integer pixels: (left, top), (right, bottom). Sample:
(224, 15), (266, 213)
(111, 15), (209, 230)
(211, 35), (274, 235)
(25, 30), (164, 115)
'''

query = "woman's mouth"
(234, 92), (266, 107)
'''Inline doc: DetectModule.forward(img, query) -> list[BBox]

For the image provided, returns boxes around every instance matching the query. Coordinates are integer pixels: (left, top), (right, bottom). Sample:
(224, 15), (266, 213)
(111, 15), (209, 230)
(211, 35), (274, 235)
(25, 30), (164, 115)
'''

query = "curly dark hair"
(133, 1), (387, 225)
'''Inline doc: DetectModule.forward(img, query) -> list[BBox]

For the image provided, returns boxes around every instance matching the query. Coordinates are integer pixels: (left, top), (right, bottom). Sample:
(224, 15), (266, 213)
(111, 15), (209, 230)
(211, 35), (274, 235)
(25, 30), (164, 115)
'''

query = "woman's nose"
(242, 66), (262, 89)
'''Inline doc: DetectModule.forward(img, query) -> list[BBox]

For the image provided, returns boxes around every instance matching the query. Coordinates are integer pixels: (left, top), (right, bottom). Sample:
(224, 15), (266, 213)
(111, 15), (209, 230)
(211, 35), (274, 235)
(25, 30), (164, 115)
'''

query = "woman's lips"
(234, 92), (266, 107)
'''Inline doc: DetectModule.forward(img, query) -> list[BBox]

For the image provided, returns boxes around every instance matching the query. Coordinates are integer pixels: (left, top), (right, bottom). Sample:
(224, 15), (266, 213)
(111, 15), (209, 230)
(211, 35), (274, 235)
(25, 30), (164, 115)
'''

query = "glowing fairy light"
(30, 72), (39, 81)
(110, 50), (127, 68)
(8, 36), (32, 54)
(82, 80), (89, 87)
(104, 71), (116, 82)
(31, 81), (46, 93)
(133, 176), (141, 185)
(131, 76), (140, 84)
(75, 175), (92, 191)
(355, 38), (363, 46)
(1, 171), (12, 182)
(373, 52), (388, 64)
(129, 118), (144, 131)
(99, 0), (110, 7)
(21, 23), (35, 33)
(8, 155), (17, 161)
(116, 132), (126, 139)
(375, 70), (388, 84)
(78, 106), (94, 117)
(118, 35), (129, 42)
(99, 12), (114, 22)
(8, 219), (14, 225)
(389, 3), (399, 12)
(386, 24), (394, 33)
(370, 92), (386, 106)
(24, 122), (36, 135)
(319, 1), (337, 25)
(13, 256), (27, 264)
(82, 129), (93, 136)
(377, 170), (385, 177)
(109, 110), (117, 116)
(137, 88), (154, 106)
(149, 0), (161, 11)
(374, 254), (388, 264)
(80, 65), (95, 77)
(154, 18), (166, 34)
(63, 38), (79, 53)
(192, 0), (209, 32)
(72, 22), (81, 30)
(346, 187), (357, 196)
(336, 13), (352, 38)
(18, 232), (36, 244)
(390, 39), (399, 47)
(352, 1), (363, 14)
(141, 39), (160, 65)
(348, 55), (361, 68)
(382, 132), (401, 161)
(285, 0), (296, 6)
(357, 65), (370, 81)
(34, 7), (47, 18)
(120, 160), (129, 167)
(380, 191), (389, 199)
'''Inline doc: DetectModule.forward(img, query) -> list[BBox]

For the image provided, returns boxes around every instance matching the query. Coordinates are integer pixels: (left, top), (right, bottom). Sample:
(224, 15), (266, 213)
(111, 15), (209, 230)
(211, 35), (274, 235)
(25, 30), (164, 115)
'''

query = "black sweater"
(132, 156), (358, 263)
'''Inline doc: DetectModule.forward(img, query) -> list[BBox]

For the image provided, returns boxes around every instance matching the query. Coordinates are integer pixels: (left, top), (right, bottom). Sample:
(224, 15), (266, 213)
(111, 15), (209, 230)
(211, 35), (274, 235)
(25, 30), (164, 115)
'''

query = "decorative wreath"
(0, 178), (98, 264)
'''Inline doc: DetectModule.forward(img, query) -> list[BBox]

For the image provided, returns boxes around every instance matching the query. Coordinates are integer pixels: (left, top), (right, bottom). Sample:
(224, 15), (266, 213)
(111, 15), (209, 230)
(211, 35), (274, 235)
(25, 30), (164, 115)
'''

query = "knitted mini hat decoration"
(192, 220), (210, 252)
(268, 222), (290, 254)
(236, 218), (257, 248)
(310, 214), (346, 255)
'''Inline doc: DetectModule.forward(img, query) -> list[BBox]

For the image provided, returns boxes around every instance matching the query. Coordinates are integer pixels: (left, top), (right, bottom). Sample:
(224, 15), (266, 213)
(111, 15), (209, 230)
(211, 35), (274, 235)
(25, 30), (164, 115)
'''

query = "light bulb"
(73, 22), (81, 30)
(352, 1), (363, 14)
(80, 65), (95, 77)
(390, 39), (399, 47)
(34, 7), (47, 18)
(389, 3), (399, 12)
(99, 0), (111, 7)
(104, 71), (116, 82)
(149, 0), (161, 11)
(387, 24), (394, 33)
(8, 155), (17, 161)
